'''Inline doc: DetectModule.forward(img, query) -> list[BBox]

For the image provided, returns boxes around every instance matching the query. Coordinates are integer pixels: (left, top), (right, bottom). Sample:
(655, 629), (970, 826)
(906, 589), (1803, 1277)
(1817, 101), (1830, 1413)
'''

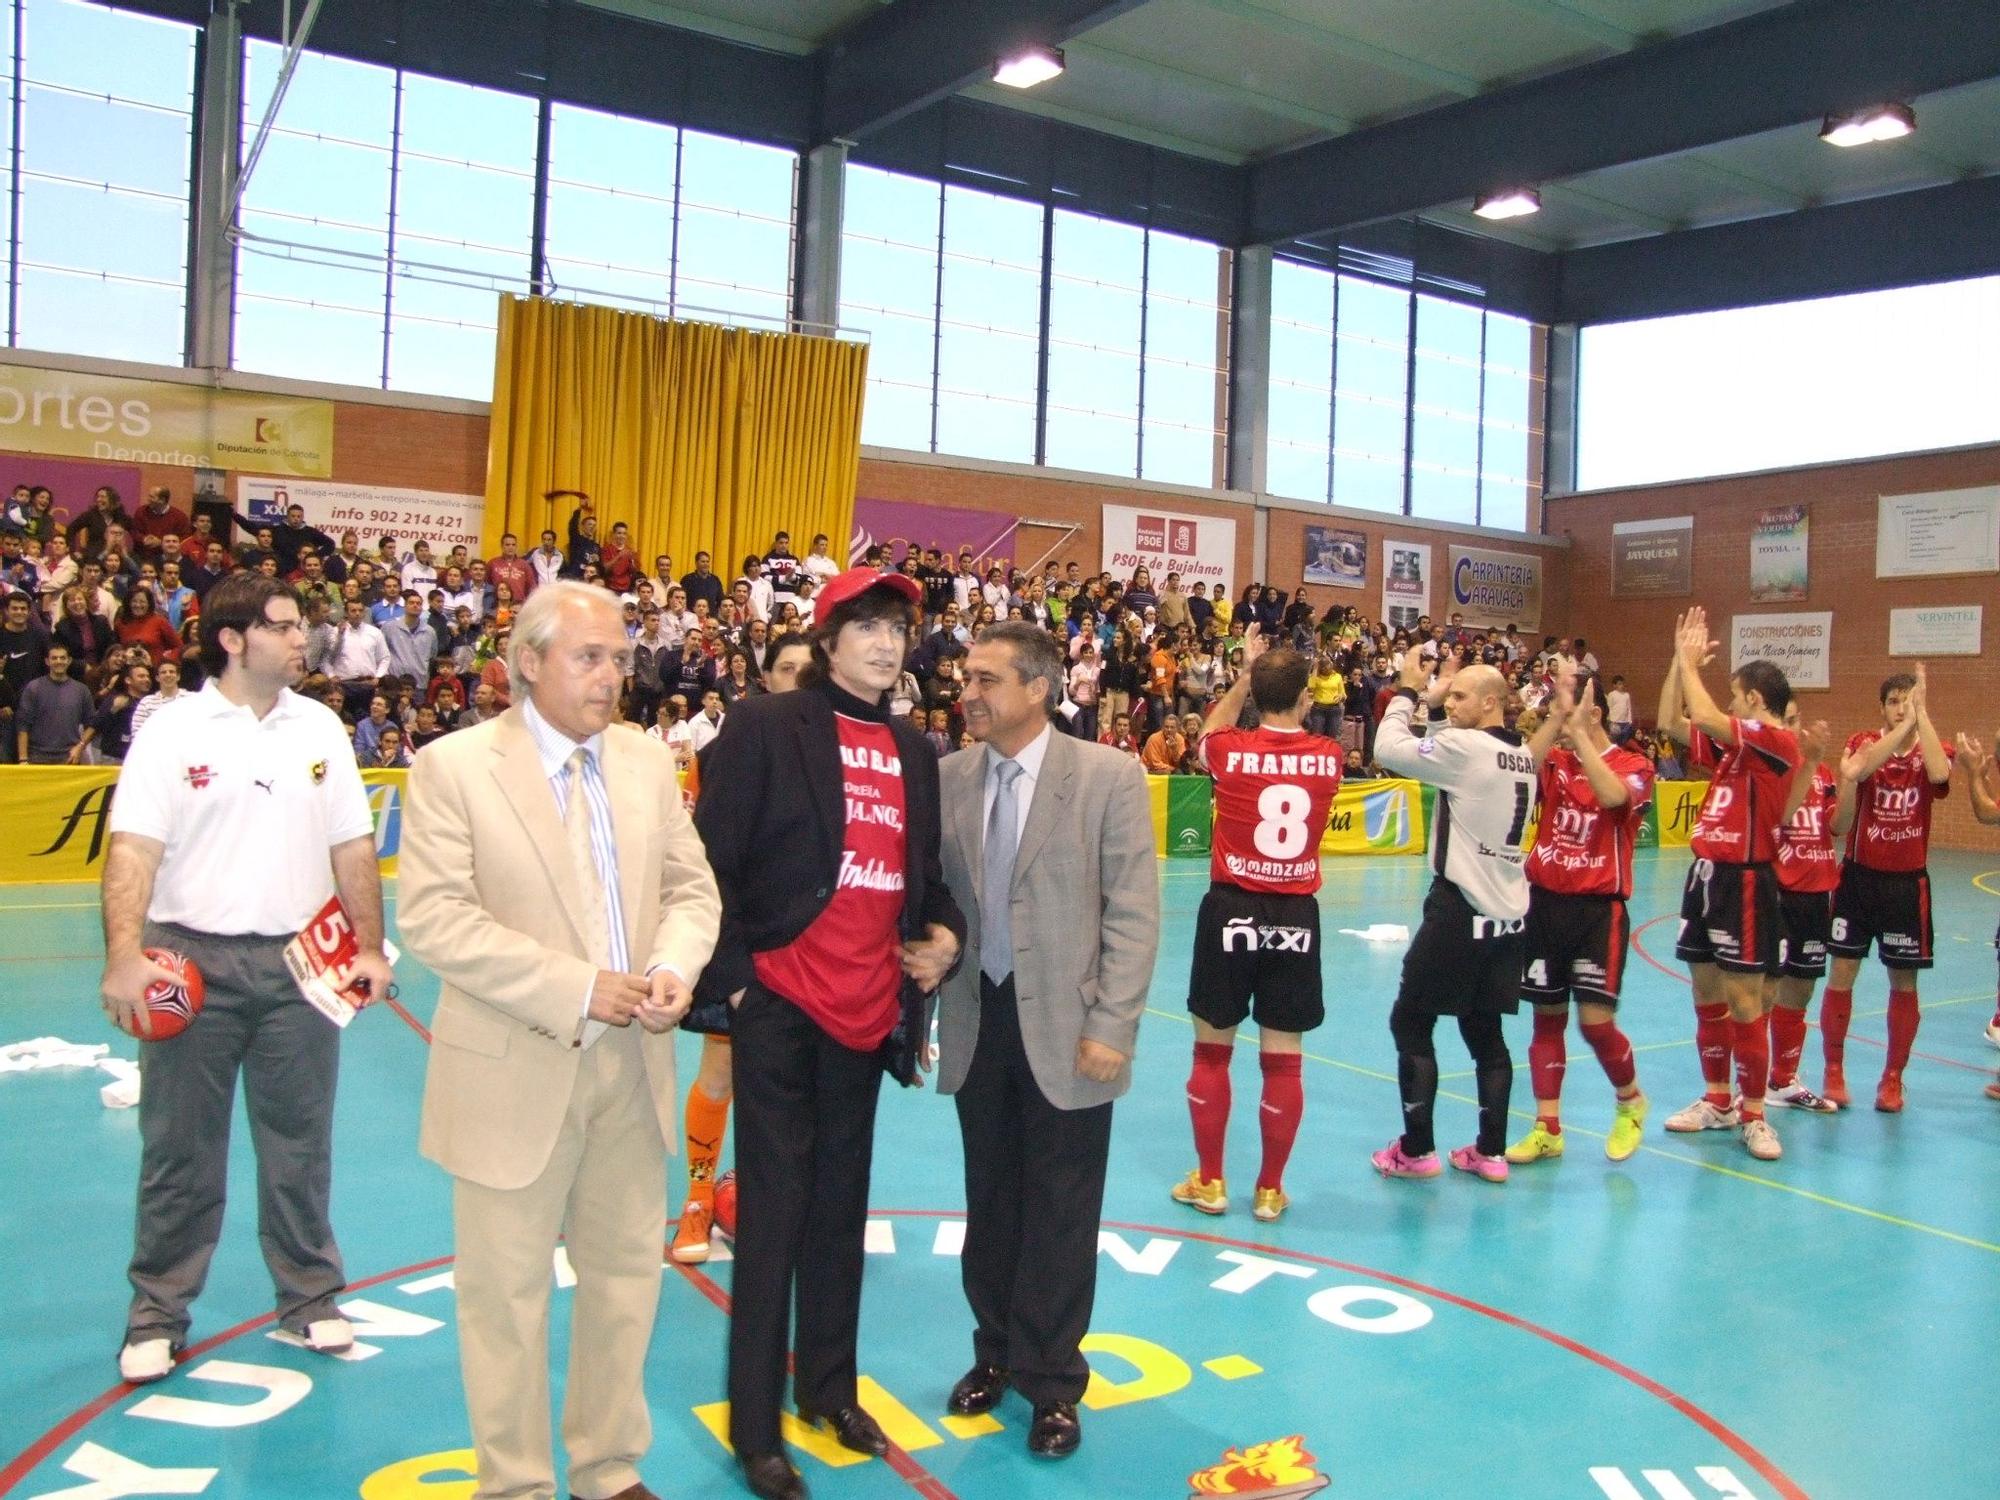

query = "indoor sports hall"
(2, 4), (1998, 1500)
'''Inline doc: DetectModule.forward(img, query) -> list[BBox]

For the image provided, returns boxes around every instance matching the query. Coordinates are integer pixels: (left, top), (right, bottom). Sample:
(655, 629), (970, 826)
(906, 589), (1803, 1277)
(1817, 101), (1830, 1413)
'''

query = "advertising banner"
(1729, 610), (1833, 691)
(0, 768), (407, 884)
(1653, 781), (1707, 848)
(1103, 504), (1236, 591)
(1320, 778), (1427, 857)
(1749, 503), (1809, 602)
(1380, 541), (1431, 632)
(0, 451), (144, 525)
(0, 362), (333, 476)
(1611, 516), (1693, 597)
(850, 497), (1021, 572)
(1876, 486), (2000, 578)
(240, 477), (484, 557)
(1164, 776), (1213, 858)
(1446, 544), (1543, 630)
(1302, 525), (1368, 589)
(1888, 605), (1983, 657)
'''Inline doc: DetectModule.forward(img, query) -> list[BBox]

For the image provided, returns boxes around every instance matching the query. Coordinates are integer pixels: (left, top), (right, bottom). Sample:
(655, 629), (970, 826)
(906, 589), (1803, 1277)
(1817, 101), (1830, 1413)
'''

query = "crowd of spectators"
(5, 482), (1687, 782)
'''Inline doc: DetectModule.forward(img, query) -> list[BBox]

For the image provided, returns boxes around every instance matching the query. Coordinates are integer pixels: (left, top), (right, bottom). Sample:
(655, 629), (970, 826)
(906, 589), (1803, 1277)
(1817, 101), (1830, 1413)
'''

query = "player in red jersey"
(1820, 668), (1954, 1112)
(1952, 732), (2000, 1100)
(1657, 607), (1800, 1162)
(1506, 676), (1656, 1166)
(1173, 624), (1342, 1223)
(1766, 705), (1839, 1114)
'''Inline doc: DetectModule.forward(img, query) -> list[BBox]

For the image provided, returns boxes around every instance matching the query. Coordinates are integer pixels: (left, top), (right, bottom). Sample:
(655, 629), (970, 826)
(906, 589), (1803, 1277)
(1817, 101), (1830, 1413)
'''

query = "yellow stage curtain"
(482, 297), (868, 577)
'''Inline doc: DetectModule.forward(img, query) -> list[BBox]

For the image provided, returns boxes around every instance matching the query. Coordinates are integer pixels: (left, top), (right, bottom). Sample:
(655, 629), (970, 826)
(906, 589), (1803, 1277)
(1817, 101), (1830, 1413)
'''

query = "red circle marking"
(0, 1221), (1811, 1500)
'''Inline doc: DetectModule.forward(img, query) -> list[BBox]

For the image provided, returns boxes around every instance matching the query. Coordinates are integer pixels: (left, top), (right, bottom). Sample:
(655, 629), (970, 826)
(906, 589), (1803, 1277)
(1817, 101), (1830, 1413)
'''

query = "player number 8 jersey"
(1201, 724), (1345, 895)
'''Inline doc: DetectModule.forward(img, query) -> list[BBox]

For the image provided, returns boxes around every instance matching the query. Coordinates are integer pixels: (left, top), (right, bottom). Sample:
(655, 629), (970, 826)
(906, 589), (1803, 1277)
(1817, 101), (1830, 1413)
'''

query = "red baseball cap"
(815, 566), (921, 614)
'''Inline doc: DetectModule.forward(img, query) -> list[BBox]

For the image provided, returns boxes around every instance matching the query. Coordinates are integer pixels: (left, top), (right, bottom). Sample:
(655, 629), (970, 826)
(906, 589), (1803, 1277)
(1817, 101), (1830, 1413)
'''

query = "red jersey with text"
(1776, 763), (1840, 893)
(1201, 725), (1344, 895)
(1526, 744), (1655, 898)
(1686, 720), (1799, 865)
(1842, 730), (1953, 873)
(753, 714), (906, 1049)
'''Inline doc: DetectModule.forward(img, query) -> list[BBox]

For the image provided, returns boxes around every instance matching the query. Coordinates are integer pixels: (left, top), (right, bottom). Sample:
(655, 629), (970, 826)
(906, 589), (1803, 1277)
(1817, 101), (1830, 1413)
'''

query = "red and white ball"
(713, 1169), (737, 1237)
(133, 949), (205, 1040)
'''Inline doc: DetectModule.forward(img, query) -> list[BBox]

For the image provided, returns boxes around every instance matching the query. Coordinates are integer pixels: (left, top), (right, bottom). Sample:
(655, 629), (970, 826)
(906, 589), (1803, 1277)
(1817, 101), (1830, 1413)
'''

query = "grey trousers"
(126, 920), (346, 1345)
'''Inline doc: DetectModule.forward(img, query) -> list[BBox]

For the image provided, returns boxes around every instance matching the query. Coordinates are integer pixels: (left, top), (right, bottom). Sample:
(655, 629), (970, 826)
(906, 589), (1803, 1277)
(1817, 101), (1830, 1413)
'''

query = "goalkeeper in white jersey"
(1370, 648), (1541, 1184)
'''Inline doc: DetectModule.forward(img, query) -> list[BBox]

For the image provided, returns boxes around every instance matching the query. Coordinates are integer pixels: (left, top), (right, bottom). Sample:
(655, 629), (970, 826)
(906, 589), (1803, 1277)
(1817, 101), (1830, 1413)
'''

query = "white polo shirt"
(110, 682), (375, 936)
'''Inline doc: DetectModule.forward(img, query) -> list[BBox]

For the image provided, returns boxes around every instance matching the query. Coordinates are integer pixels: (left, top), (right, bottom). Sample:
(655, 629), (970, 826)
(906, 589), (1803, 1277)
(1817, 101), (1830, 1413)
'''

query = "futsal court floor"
(2, 850), (1996, 1500)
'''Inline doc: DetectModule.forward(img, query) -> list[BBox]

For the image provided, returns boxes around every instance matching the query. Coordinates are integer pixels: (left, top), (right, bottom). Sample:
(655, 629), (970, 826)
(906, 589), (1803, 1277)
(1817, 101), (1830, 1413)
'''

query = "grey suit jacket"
(934, 726), (1160, 1109)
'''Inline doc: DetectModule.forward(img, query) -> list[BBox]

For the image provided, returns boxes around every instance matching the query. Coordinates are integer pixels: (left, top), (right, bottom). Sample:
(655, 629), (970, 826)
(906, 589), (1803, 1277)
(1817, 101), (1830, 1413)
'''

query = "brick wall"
(1544, 443), (2000, 851)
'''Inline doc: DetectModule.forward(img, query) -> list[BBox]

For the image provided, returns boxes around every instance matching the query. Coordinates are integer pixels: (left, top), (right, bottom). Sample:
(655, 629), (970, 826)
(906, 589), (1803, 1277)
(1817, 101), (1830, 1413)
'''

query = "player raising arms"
(1371, 646), (1540, 1184)
(1658, 606), (1800, 1161)
(1173, 623), (1343, 1222)
(1820, 668), (1954, 1112)
(1765, 705), (1839, 1113)
(1506, 675), (1656, 1167)
(1951, 732), (2000, 1099)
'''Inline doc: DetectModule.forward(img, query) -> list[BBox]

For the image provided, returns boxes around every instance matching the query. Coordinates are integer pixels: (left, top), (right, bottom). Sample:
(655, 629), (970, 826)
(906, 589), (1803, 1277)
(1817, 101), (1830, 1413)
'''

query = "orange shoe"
(671, 1198), (714, 1264)
(1874, 1072), (1905, 1114)
(1822, 1063), (1849, 1109)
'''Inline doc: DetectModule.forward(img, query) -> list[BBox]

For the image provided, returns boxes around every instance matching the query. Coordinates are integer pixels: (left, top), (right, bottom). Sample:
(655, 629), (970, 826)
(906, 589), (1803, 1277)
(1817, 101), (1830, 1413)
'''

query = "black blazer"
(692, 678), (966, 1084)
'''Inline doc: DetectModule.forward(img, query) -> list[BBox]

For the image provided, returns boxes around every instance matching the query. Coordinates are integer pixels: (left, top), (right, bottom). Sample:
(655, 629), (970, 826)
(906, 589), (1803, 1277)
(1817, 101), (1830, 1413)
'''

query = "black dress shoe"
(796, 1403), (889, 1456)
(1028, 1401), (1081, 1458)
(738, 1452), (806, 1500)
(947, 1362), (1011, 1416)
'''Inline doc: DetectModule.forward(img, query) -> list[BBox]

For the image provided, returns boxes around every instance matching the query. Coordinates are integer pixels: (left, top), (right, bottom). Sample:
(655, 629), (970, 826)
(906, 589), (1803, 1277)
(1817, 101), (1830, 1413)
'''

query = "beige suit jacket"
(398, 706), (720, 1190)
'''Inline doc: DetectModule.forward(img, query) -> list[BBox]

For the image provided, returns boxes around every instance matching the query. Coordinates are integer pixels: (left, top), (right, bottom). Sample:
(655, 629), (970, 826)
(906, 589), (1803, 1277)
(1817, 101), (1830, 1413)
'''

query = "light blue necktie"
(981, 758), (1024, 984)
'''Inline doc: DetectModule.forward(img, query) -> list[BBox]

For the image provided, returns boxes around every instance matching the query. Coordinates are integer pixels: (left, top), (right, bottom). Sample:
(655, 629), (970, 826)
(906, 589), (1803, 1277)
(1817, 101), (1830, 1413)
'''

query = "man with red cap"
(694, 567), (965, 1500)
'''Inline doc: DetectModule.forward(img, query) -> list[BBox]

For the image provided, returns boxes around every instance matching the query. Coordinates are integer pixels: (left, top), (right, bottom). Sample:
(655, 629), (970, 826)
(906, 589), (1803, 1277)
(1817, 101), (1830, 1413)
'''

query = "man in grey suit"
(913, 621), (1159, 1459)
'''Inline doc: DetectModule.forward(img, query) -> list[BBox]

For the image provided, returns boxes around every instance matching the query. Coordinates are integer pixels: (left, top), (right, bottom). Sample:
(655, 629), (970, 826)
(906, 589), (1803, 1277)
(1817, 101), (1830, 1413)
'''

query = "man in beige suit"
(399, 580), (720, 1500)
(924, 622), (1159, 1460)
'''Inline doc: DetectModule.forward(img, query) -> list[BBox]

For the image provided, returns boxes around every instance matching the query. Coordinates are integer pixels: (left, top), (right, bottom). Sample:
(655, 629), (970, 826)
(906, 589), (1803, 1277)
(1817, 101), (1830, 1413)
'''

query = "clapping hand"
(1673, 608), (1716, 671)
(1241, 622), (1269, 666)
(1798, 718), (1831, 767)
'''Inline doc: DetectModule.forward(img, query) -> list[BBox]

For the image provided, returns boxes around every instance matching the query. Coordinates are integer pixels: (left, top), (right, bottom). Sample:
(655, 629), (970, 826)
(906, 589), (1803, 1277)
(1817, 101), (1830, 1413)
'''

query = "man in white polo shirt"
(99, 573), (394, 1385)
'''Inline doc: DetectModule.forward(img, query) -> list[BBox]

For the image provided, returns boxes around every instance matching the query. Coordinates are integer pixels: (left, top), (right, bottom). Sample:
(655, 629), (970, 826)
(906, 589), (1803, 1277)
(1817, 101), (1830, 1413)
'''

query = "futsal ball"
(134, 949), (205, 1040)
(713, 1170), (737, 1237)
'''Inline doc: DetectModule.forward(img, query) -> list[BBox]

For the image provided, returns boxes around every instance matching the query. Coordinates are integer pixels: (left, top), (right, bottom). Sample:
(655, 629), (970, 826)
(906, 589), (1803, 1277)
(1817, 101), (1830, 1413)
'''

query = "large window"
(1269, 256), (1542, 529)
(1577, 276), (2000, 490)
(844, 166), (1229, 480)
(235, 45), (537, 399)
(9, 0), (196, 364)
(543, 106), (795, 329)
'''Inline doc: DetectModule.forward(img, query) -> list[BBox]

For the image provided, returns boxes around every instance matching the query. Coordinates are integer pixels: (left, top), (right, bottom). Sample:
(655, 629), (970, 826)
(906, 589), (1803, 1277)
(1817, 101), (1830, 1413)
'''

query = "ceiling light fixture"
(1472, 187), (1541, 221)
(1820, 102), (1916, 147)
(993, 44), (1065, 89)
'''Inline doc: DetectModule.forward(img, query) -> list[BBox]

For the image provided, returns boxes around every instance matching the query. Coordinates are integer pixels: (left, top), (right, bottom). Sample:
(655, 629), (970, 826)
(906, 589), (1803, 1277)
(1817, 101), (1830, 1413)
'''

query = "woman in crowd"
(718, 648), (763, 708)
(1068, 640), (1103, 742)
(114, 585), (182, 668)
(53, 585), (113, 668)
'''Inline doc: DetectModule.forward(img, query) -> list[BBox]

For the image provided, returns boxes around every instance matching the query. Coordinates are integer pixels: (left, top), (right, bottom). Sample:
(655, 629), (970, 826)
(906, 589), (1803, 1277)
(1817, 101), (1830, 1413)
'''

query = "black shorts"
(1828, 863), (1935, 970)
(1188, 885), (1325, 1034)
(1522, 889), (1629, 1007)
(1777, 886), (1833, 980)
(1675, 858), (1784, 976)
(1397, 879), (1524, 1018)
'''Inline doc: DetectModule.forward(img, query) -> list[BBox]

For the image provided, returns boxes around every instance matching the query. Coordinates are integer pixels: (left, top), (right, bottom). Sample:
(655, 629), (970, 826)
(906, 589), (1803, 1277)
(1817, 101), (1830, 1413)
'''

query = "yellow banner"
(0, 767), (406, 884)
(0, 362), (334, 477)
(1654, 780), (1707, 848)
(1321, 778), (1427, 857)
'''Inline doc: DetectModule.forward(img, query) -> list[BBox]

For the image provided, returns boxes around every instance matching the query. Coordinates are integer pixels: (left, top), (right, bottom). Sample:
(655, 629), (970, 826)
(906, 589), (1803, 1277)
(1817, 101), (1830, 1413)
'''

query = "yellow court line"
(1142, 1005), (2000, 1257)
(1974, 870), (2000, 898)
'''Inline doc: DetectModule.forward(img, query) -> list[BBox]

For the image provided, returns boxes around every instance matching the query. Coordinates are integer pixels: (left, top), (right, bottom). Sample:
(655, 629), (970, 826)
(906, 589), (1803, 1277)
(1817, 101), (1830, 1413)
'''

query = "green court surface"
(2, 850), (1996, 1499)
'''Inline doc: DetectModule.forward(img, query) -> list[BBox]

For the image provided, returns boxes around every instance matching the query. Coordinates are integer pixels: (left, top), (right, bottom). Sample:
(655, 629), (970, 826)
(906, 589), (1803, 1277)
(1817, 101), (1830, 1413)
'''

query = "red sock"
(1694, 1001), (1733, 1106)
(1528, 1010), (1567, 1123)
(1579, 1017), (1636, 1091)
(1256, 1052), (1304, 1192)
(1732, 1015), (1771, 1117)
(1767, 1006), (1808, 1088)
(1821, 987), (1853, 1066)
(1884, 988), (1921, 1074)
(1187, 1042), (1233, 1181)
